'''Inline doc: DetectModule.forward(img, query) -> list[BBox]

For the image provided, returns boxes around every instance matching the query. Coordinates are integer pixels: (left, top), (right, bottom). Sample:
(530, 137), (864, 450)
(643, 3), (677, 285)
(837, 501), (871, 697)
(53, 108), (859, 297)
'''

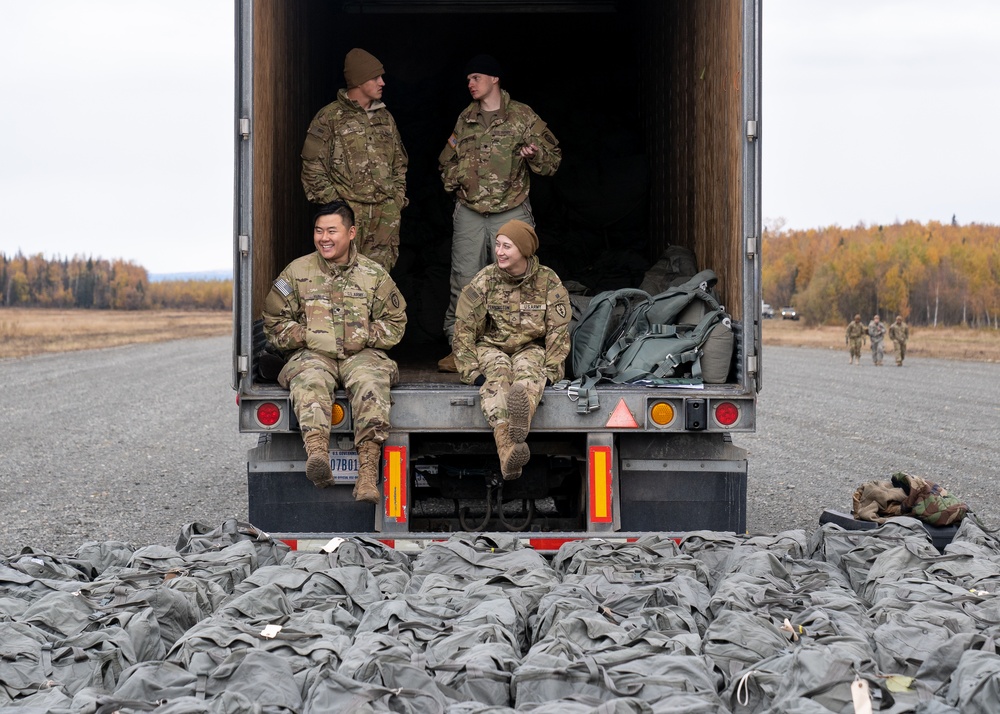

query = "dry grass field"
(0, 308), (230, 359)
(763, 317), (1000, 363)
(1, 307), (998, 363)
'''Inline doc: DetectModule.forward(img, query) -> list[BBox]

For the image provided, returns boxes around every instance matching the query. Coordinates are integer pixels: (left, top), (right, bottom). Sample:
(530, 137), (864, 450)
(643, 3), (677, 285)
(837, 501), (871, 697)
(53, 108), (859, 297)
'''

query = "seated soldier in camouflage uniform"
(262, 202), (407, 503)
(453, 220), (571, 479)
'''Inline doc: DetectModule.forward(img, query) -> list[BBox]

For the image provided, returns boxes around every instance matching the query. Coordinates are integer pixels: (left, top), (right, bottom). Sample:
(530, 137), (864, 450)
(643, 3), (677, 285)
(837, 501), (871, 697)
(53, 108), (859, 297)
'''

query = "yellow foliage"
(763, 221), (1000, 327)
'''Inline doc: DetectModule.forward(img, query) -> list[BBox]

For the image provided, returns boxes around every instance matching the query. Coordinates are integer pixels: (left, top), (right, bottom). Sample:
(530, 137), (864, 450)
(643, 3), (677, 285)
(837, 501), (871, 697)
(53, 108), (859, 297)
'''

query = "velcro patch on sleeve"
(448, 133), (458, 148)
(273, 278), (293, 297)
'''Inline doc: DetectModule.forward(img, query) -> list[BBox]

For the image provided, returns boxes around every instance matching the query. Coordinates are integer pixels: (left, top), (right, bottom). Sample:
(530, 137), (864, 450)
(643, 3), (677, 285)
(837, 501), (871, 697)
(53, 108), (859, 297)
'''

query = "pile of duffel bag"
(4, 518), (1000, 711)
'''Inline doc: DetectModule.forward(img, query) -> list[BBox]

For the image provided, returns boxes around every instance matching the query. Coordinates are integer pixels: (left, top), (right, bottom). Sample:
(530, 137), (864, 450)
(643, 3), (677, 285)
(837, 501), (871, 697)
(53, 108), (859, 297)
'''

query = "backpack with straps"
(559, 270), (733, 413)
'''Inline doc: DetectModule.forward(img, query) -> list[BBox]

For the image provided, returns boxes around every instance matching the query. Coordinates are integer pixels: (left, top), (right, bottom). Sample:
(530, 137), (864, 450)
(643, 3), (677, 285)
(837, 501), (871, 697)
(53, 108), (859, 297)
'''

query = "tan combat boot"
(354, 441), (381, 504)
(507, 382), (535, 444)
(303, 430), (334, 488)
(494, 422), (530, 480)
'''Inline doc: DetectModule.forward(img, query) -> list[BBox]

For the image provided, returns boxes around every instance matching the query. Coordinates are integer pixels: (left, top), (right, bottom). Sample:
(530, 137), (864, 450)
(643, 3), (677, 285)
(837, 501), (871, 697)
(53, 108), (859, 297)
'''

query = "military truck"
(233, 0), (762, 548)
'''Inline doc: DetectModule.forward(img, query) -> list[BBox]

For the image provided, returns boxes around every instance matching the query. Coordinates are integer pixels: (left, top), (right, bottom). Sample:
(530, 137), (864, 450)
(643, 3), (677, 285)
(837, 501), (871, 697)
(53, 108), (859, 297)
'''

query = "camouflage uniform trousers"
(892, 339), (907, 365)
(848, 337), (864, 360)
(475, 343), (546, 429)
(284, 348), (399, 445)
(348, 199), (402, 274)
(443, 200), (534, 342)
(871, 337), (885, 365)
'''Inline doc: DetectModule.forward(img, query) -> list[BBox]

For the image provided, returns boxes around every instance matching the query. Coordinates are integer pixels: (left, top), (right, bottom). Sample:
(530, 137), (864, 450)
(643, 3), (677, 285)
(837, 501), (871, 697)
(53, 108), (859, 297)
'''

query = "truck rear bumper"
(248, 432), (746, 537)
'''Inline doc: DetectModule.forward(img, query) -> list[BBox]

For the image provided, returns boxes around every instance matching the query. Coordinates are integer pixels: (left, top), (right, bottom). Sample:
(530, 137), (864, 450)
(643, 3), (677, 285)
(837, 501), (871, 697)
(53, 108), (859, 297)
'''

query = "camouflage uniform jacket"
(868, 320), (887, 342)
(453, 257), (571, 385)
(888, 322), (909, 343)
(301, 89), (408, 207)
(846, 321), (867, 343)
(262, 243), (407, 361)
(439, 90), (561, 214)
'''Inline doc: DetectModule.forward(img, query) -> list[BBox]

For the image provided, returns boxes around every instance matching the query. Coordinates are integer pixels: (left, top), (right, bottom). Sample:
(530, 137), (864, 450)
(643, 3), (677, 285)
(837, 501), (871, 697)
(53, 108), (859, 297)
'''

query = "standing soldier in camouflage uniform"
(438, 54), (562, 372)
(301, 48), (408, 273)
(889, 315), (909, 366)
(845, 314), (867, 365)
(868, 314), (887, 366)
(453, 220), (571, 479)
(262, 202), (407, 503)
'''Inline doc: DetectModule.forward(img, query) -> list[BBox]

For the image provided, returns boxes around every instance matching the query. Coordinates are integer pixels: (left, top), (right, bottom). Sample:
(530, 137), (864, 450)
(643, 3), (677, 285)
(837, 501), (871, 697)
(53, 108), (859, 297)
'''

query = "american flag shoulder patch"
(274, 278), (293, 297)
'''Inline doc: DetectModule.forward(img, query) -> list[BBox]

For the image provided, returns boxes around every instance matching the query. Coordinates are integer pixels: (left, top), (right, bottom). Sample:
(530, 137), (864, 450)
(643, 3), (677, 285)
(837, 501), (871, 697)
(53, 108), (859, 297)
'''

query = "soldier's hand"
(519, 143), (539, 159)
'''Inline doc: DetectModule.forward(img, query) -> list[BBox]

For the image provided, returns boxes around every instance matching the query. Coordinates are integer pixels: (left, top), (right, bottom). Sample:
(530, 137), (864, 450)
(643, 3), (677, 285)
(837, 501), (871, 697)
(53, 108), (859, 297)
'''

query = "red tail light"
(714, 401), (740, 427)
(256, 402), (281, 426)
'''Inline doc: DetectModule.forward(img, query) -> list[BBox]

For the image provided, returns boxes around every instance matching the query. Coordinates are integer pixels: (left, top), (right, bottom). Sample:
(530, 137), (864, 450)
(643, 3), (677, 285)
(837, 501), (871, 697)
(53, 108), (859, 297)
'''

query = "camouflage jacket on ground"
(846, 321), (867, 342)
(888, 322), (909, 342)
(893, 472), (968, 526)
(262, 244), (407, 361)
(453, 257), (571, 385)
(301, 89), (408, 207)
(868, 320), (886, 342)
(439, 90), (561, 214)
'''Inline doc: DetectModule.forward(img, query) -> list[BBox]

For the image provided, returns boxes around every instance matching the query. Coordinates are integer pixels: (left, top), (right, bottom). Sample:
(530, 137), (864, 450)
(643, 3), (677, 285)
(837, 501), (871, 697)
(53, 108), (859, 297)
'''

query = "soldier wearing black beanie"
(436, 53), (562, 373)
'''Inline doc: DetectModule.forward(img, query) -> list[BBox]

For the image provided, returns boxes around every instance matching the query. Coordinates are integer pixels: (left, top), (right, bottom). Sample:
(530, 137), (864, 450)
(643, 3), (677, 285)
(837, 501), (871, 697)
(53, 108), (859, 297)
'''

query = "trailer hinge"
(746, 236), (756, 258)
(747, 354), (758, 375)
(240, 117), (251, 140)
(746, 120), (758, 142)
(239, 234), (249, 255)
(238, 354), (249, 375)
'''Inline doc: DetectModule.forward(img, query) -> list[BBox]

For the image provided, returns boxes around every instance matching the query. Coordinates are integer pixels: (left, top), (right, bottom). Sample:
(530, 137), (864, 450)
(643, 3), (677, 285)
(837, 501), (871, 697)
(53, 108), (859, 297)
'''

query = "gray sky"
(1, 1), (998, 274)
(764, 0), (1000, 232)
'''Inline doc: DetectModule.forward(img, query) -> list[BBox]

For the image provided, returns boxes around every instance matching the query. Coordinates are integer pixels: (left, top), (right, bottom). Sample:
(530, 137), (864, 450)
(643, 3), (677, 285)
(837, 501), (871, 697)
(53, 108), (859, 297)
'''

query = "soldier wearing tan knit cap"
(301, 48), (408, 272)
(452, 221), (572, 480)
(496, 219), (538, 262)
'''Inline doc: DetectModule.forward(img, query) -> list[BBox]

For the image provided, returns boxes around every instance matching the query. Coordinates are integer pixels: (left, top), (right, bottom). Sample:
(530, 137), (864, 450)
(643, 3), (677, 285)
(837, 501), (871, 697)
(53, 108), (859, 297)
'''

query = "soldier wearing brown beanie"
(452, 219), (571, 480)
(437, 54), (561, 372)
(301, 48), (408, 273)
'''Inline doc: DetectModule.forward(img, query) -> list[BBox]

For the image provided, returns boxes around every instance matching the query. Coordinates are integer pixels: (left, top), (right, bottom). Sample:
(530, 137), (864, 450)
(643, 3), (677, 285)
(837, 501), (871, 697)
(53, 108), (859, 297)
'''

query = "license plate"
(329, 450), (359, 483)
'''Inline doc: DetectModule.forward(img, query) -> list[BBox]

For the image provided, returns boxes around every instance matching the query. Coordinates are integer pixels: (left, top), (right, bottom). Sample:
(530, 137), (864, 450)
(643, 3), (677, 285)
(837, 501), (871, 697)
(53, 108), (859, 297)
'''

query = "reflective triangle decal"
(605, 398), (639, 428)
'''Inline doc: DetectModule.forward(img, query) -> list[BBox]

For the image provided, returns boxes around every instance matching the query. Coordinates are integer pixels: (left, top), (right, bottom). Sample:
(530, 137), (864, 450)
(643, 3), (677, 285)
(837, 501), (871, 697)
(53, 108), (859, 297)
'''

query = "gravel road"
(1, 337), (998, 554)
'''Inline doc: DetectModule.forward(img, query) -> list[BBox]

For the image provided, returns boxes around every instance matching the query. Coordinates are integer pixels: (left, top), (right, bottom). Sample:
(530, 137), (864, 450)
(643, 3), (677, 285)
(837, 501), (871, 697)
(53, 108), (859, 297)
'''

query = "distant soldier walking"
(868, 314), (887, 366)
(262, 202), (407, 503)
(845, 314), (866, 365)
(889, 315), (909, 366)
(301, 49), (408, 273)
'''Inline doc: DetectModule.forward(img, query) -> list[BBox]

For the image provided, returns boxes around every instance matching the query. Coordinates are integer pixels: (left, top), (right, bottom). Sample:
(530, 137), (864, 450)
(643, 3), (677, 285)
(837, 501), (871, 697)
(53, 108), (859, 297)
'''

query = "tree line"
(762, 220), (1000, 328)
(0, 252), (232, 311)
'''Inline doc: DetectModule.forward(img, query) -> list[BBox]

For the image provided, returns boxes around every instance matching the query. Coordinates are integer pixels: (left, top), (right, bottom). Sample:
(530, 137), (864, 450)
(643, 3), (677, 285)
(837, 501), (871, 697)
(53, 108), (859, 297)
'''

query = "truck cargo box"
(234, 0), (762, 538)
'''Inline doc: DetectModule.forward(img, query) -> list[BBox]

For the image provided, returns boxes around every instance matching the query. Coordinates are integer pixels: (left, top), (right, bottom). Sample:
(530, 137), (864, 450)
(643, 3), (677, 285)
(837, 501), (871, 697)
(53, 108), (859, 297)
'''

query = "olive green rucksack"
(562, 270), (734, 413)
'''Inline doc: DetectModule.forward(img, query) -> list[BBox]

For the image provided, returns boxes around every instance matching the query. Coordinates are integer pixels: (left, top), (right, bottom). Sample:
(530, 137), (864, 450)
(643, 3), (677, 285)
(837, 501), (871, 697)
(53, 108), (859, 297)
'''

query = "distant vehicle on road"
(780, 306), (800, 320)
(762, 303), (774, 319)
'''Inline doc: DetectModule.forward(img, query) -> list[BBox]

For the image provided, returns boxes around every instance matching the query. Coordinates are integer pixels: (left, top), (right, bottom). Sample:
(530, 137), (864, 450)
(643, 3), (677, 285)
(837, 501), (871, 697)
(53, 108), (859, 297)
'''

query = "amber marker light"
(256, 402), (281, 427)
(331, 403), (346, 426)
(715, 401), (740, 427)
(650, 401), (675, 426)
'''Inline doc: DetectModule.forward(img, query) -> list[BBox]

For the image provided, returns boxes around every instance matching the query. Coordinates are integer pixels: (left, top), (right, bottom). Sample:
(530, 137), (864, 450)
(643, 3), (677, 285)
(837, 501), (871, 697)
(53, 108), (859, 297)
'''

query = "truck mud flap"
(248, 472), (375, 534)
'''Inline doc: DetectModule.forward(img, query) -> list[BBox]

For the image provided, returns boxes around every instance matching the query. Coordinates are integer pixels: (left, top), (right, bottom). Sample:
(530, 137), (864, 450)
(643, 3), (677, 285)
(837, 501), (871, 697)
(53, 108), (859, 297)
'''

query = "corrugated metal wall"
(640, 1), (744, 318)
(251, 0), (315, 313)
